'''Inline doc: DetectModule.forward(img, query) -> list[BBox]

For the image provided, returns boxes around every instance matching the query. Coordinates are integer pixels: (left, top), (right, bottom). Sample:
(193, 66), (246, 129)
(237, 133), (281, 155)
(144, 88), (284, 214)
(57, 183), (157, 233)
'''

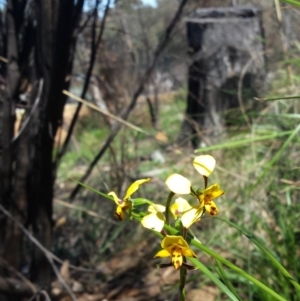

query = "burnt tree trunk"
(181, 7), (266, 148)
(0, 0), (84, 297)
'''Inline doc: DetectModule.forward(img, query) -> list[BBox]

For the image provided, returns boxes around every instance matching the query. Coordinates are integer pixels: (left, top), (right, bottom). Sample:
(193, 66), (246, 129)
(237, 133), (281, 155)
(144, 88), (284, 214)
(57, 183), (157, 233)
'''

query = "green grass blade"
(215, 260), (242, 301)
(187, 258), (240, 301)
(190, 239), (288, 301)
(254, 95), (300, 101)
(281, 0), (300, 7)
(194, 130), (293, 153)
(70, 178), (114, 202)
(217, 217), (300, 291)
(252, 123), (300, 188)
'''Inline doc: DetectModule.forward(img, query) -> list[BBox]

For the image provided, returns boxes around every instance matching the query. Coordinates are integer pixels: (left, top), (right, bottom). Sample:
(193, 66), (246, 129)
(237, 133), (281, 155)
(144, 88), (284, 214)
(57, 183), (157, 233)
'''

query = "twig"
(70, 0), (189, 200)
(0, 204), (77, 301)
(0, 276), (35, 297)
(54, 198), (118, 225)
(0, 204), (100, 300)
(45, 251), (77, 301)
(62, 90), (149, 135)
(56, 0), (111, 162)
(0, 55), (8, 63)
(28, 290), (52, 301)
(18, 210), (97, 273)
(0, 206), (99, 274)
(0, 257), (37, 294)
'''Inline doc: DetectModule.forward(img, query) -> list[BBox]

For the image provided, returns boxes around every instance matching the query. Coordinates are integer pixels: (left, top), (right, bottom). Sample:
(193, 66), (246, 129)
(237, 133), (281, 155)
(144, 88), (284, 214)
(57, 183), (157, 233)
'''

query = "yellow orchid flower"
(154, 235), (197, 270)
(198, 183), (224, 216)
(165, 174), (191, 194)
(141, 204), (165, 232)
(170, 197), (203, 228)
(193, 155), (216, 177)
(108, 178), (150, 221)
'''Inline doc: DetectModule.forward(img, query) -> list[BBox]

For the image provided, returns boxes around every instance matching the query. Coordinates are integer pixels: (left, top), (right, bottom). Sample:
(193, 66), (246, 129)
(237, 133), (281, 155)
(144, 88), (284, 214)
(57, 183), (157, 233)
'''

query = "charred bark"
(0, 0), (84, 297)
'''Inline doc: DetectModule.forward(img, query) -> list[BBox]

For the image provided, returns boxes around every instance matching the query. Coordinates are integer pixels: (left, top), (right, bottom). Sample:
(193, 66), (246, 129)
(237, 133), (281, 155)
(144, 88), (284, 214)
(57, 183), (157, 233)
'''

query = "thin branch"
(62, 90), (149, 135)
(70, 0), (189, 200)
(54, 198), (119, 225)
(0, 204), (77, 301)
(0, 204), (100, 300)
(56, 0), (111, 162)
(77, 10), (94, 34)
(0, 257), (37, 295)
(28, 290), (52, 301)
(0, 276), (36, 297)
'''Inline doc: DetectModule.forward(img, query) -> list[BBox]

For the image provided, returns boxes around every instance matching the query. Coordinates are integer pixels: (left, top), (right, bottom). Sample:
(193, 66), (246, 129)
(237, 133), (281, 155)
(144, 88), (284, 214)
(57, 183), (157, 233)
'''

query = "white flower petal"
(141, 213), (164, 232)
(181, 207), (202, 229)
(193, 155), (216, 177)
(165, 174), (191, 194)
(148, 204), (166, 213)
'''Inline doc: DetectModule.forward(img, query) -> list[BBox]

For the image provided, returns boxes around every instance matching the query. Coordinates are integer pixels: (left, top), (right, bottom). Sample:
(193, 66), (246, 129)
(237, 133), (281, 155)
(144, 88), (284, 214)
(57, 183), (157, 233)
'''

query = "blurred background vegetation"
(1, 0), (300, 300)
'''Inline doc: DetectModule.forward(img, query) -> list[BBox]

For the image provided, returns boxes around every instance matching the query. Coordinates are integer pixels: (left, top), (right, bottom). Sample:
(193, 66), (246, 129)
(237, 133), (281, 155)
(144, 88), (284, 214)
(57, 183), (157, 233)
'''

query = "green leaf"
(190, 239), (288, 301)
(281, 0), (300, 7)
(187, 258), (240, 301)
(215, 260), (241, 301)
(70, 178), (114, 202)
(194, 131), (293, 153)
(132, 198), (153, 206)
(251, 123), (300, 189)
(217, 217), (300, 292)
(254, 95), (300, 101)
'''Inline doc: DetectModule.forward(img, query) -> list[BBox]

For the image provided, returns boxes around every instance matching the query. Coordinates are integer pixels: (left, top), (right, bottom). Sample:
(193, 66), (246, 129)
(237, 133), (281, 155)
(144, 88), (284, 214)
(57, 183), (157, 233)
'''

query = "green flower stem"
(190, 187), (198, 197)
(203, 175), (208, 189)
(179, 259), (187, 301)
(165, 191), (175, 226)
(182, 227), (187, 240)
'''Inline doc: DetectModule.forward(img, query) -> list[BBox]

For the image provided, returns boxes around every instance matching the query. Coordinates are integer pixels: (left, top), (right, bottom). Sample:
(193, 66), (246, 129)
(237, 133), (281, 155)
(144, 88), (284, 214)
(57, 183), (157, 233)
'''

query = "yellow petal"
(154, 249), (171, 258)
(209, 184), (224, 198)
(141, 212), (165, 232)
(205, 201), (218, 216)
(181, 207), (202, 229)
(148, 204), (166, 214)
(182, 247), (197, 258)
(124, 178), (150, 200)
(193, 155), (216, 177)
(165, 174), (191, 194)
(108, 191), (120, 205)
(161, 235), (189, 249)
(114, 206), (126, 221)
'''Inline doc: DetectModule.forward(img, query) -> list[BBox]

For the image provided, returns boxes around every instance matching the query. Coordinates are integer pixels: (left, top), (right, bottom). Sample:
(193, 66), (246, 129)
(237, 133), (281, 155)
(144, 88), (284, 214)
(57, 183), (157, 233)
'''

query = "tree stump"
(181, 7), (266, 148)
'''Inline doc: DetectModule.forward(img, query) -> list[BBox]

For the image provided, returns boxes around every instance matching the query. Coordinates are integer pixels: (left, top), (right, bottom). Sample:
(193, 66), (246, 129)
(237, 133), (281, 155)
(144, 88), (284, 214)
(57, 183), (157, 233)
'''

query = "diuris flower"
(141, 204), (166, 232)
(198, 183), (224, 216)
(154, 235), (197, 270)
(108, 178), (150, 221)
(170, 197), (203, 229)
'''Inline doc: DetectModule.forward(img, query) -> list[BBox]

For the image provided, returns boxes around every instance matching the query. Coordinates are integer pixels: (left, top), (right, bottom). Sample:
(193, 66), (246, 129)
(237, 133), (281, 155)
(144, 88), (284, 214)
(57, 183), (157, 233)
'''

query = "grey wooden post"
(182, 7), (266, 148)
